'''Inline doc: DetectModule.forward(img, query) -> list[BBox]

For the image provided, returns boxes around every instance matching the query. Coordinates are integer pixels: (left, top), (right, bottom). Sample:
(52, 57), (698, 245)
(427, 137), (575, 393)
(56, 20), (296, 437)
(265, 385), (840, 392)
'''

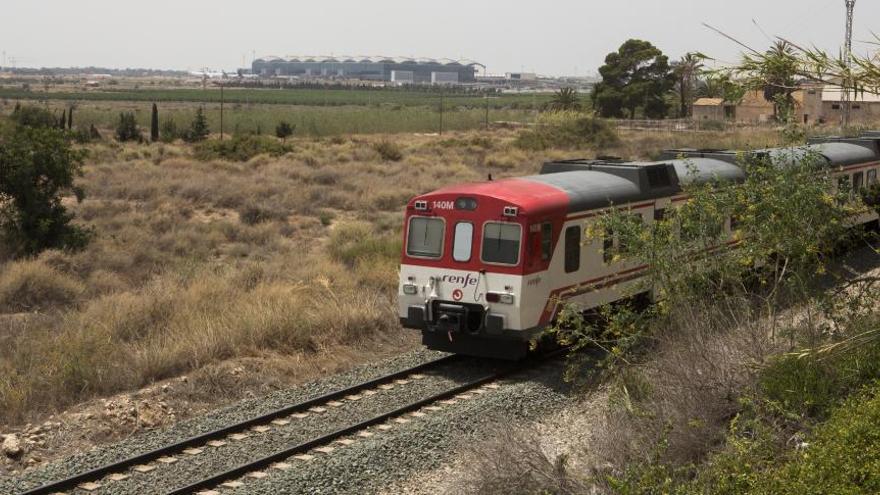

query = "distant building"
(252, 56), (483, 84)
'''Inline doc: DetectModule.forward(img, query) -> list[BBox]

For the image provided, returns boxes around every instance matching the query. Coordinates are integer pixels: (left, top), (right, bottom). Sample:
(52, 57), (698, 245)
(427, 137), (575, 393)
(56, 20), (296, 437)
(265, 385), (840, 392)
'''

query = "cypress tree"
(67, 107), (73, 130)
(150, 103), (159, 142)
(59, 110), (66, 130)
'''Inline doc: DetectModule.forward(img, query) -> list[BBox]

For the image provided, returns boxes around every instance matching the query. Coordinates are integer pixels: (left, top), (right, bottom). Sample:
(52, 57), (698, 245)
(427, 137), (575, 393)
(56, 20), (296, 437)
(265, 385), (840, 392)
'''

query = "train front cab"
(398, 191), (563, 360)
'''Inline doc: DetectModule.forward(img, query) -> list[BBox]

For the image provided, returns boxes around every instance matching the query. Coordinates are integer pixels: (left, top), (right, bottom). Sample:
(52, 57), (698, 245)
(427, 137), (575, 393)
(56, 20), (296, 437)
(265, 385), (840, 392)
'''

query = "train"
(397, 134), (880, 359)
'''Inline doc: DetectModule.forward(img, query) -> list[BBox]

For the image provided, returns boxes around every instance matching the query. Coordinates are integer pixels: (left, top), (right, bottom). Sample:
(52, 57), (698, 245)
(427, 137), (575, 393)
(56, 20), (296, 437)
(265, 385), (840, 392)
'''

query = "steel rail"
(19, 354), (462, 495)
(166, 349), (565, 495)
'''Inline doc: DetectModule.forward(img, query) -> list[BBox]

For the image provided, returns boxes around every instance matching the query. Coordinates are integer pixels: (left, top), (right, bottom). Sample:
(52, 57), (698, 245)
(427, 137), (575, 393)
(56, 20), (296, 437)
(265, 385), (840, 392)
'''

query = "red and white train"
(398, 135), (880, 359)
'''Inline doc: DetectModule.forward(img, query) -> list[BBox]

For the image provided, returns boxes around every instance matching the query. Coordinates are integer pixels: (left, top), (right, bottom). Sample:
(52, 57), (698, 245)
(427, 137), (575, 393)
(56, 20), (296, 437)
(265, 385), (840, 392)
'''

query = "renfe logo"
(439, 273), (479, 288)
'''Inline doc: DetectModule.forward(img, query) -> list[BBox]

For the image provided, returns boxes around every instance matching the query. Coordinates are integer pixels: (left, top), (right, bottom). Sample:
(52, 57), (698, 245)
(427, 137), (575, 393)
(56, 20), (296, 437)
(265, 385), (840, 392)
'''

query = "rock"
(2, 434), (24, 458)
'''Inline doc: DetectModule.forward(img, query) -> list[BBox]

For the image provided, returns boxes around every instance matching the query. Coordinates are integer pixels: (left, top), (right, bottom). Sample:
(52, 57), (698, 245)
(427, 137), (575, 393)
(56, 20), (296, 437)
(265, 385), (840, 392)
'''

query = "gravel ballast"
(3, 349), (573, 495)
(2, 348), (453, 494)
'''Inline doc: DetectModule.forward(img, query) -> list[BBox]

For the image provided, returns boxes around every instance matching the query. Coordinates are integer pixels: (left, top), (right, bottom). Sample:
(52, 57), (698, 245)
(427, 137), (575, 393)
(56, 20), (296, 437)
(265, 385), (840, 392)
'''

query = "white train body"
(398, 137), (880, 359)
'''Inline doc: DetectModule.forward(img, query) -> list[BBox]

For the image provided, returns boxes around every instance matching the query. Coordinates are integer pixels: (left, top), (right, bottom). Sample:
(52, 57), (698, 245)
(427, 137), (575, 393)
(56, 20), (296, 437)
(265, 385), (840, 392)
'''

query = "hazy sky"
(2, 0), (878, 75)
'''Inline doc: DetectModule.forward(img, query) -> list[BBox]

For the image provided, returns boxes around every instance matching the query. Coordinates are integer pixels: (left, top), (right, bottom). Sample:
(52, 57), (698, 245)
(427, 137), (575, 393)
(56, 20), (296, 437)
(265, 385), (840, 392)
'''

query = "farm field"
(0, 98), (539, 137)
(0, 86), (553, 108)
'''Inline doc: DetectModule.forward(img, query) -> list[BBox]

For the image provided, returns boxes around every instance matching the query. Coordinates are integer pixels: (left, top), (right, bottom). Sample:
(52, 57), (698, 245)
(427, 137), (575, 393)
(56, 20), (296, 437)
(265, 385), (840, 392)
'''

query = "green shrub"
(756, 383), (880, 494)
(275, 121), (295, 141)
(160, 119), (180, 143)
(0, 126), (91, 256)
(115, 112), (141, 142)
(327, 222), (401, 267)
(183, 107), (210, 142)
(193, 134), (293, 162)
(514, 112), (620, 151)
(373, 140), (403, 161)
(10, 104), (57, 129)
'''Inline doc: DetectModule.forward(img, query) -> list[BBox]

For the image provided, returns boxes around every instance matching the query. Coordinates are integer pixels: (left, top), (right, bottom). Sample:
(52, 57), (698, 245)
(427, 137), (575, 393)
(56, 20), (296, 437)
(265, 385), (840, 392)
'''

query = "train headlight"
(486, 292), (515, 305)
(402, 284), (419, 295)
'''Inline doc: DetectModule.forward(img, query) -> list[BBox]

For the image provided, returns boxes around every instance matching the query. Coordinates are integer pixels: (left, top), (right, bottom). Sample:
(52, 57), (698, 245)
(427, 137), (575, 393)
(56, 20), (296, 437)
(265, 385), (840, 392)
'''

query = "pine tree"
(150, 103), (159, 142)
(185, 107), (209, 142)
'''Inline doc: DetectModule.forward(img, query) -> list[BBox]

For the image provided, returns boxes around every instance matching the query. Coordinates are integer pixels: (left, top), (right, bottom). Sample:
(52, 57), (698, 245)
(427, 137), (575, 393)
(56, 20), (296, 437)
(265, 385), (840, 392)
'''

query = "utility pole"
(843, 0), (856, 129)
(220, 82), (225, 141)
(439, 91), (444, 135)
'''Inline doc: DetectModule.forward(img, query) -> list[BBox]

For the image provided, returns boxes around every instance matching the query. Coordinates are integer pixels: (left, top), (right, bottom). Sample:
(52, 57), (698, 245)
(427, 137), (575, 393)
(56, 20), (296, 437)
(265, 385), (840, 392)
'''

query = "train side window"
(452, 222), (473, 262)
(564, 226), (581, 273)
(869, 169), (878, 185)
(541, 222), (553, 261)
(854, 171), (865, 193)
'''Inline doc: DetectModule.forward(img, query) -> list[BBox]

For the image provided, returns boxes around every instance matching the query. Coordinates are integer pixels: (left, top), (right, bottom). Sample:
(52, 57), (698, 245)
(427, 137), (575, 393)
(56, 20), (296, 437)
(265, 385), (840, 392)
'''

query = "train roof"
(414, 134), (880, 217)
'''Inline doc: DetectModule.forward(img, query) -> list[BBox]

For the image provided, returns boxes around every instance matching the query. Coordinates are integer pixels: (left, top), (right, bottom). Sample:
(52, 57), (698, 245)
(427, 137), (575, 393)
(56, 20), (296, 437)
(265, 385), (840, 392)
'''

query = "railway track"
(18, 354), (466, 495)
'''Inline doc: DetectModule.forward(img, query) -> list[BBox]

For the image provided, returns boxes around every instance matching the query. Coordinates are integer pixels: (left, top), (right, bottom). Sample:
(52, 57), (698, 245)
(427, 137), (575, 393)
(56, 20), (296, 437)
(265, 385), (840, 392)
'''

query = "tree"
(58, 110), (66, 130)
(275, 121), (295, 141)
(734, 41), (800, 123)
(0, 126), (90, 256)
(548, 87), (582, 112)
(67, 106), (73, 130)
(591, 39), (674, 119)
(115, 112), (141, 142)
(184, 107), (210, 142)
(150, 103), (159, 143)
(10, 104), (56, 129)
(673, 52), (706, 117)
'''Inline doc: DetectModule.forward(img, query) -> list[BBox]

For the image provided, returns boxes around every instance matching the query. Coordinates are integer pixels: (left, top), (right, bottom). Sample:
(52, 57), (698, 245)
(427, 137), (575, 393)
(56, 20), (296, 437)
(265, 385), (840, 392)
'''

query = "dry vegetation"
(0, 125), (785, 431)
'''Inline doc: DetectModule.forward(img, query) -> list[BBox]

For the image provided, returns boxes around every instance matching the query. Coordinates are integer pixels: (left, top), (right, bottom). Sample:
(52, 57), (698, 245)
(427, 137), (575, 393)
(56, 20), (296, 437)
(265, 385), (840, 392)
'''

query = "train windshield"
(407, 216), (445, 258)
(481, 222), (522, 265)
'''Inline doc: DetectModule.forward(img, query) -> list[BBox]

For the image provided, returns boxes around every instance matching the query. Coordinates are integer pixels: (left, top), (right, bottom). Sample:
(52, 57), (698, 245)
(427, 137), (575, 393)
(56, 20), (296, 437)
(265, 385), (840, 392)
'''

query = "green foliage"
(115, 111), (141, 142)
(159, 119), (179, 143)
(756, 383), (880, 495)
(673, 52), (707, 117)
(193, 134), (292, 162)
(548, 87), (582, 112)
(0, 126), (91, 256)
(275, 121), (295, 140)
(592, 39), (675, 119)
(10, 104), (58, 128)
(373, 140), (403, 161)
(327, 222), (401, 268)
(67, 106), (73, 130)
(514, 112), (620, 151)
(0, 86), (553, 110)
(184, 107), (210, 142)
(734, 41), (800, 123)
(150, 103), (159, 143)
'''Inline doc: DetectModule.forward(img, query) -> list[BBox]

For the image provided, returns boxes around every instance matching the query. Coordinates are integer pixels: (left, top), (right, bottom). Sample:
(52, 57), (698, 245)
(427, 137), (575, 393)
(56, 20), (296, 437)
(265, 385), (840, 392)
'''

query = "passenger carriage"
(398, 135), (880, 359)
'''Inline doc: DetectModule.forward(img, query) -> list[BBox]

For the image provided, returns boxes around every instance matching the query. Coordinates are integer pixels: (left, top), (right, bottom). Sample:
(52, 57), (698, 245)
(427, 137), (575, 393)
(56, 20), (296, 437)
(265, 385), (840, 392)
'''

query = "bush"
(275, 121), (295, 141)
(0, 259), (85, 312)
(237, 202), (288, 225)
(160, 119), (180, 143)
(115, 112), (141, 142)
(756, 383), (880, 494)
(373, 140), (403, 161)
(183, 107), (210, 143)
(193, 134), (293, 162)
(10, 104), (57, 129)
(0, 126), (91, 256)
(514, 112), (620, 151)
(327, 222), (400, 267)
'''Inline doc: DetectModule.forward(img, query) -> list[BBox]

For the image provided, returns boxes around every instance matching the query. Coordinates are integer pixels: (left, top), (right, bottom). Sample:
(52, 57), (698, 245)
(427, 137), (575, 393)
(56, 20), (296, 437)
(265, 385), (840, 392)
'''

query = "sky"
(1, 0), (878, 76)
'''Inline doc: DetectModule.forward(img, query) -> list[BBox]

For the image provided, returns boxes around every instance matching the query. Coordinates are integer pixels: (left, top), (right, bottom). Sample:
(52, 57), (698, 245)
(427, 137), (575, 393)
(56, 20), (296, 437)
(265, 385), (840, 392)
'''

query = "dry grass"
(0, 125), (785, 426)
